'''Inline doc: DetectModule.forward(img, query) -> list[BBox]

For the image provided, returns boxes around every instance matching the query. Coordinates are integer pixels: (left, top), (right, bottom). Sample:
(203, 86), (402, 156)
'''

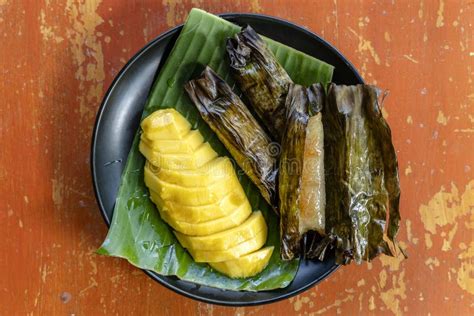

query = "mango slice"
(140, 141), (218, 170)
(140, 129), (204, 154)
(150, 189), (246, 223)
(141, 108), (191, 140)
(209, 246), (274, 278)
(187, 226), (267, 262)
(146, 157), (234, 187)
(174, 211), (266, 250)
(145, 165), (241, 206)
(157, 201), (251, 236)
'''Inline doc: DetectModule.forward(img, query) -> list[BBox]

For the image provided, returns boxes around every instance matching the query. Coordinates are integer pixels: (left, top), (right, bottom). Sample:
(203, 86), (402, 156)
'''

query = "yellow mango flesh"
(187, 226), (267, 262)
(141, 109), (270, 277)
(146, 157), (234, 187)
(140, 141), (218, 170)
(174, 211), (266, 250)
(140, 129), (204, 154)
(144, 165), (241, 206)
(209, 246), (274, 278)
(156, 201), (251, 236)
(149, 188), (247, 223)
(140, 108), (191, 140)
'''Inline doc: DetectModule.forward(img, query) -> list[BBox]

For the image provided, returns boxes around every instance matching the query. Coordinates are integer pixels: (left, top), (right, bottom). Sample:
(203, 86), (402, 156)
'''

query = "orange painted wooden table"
(1, 1), (473, 315)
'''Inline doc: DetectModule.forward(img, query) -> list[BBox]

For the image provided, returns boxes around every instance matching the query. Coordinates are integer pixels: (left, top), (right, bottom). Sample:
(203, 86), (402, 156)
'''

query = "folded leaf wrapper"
(97, 9), (333, 291)
(227, 26), (333, 142)
(226, 26), (292, 141)
(279, 84), (326, 260)
(311, 84), (403, 264)
(185, 67), (278, 208)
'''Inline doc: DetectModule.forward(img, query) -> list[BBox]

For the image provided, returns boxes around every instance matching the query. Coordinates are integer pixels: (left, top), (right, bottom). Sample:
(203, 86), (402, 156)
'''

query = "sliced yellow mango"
(141, 109), (271, 278)
(174, 211), (266, 250)
(140, 141), (218, 170)
(157, 201), (251, 236)
(149, 188), (247, 223)
(187, 226), (267, 262)
(146, 157), (234, 187)
(140, 108), (191, 140)
(140, 129), (204, 154)
(145, 166), (241, 206)
(209, 246), (274, 278)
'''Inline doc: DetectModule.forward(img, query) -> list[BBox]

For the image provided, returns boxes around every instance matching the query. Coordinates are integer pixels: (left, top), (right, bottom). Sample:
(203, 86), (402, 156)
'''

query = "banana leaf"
(313, 84), (403, 264)
(98, 8), (334, 291)
(185, 67), (278, 208)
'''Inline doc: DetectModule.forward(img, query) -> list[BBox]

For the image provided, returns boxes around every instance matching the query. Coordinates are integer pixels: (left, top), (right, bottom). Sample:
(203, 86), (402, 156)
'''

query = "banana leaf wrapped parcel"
(279, 84), (326, 260)
(309, 83), (404, 264)
(185, 66), (278, 208)
(226, 26), (293, 142)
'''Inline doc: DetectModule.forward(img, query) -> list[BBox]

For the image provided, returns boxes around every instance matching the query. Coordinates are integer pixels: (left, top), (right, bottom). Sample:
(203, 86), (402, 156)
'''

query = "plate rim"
(91, 12), (363, 306)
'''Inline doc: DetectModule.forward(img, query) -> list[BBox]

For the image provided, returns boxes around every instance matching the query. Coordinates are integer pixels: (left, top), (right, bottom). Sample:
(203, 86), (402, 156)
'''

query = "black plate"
(91, 13), (363, 306)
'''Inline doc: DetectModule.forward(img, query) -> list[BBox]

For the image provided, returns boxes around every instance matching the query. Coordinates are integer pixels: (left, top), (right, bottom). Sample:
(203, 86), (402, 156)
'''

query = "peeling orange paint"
(425, 257), (440, 270)
(379, 252), (404, 272)
(454, 128), (474, 133)
(436, 0), (445, 28)
(39, 9), (64, 43)
(368, 295), (376, 311)
(457, 242), (474, 295)
(162, 0), (177, 27)
(40, 264), (52, 283)
(314, 295), (354, 315)
(65, 0), (105, 121)
(292, 295), (310, 312)
(378, 269), (387, 288)
(418, 180), (474, 298)
(418, 0), (424, 19)
(347, 27), (381, 66)
(78, 277), (98, 296)
(233, 306), (246, 316)
(162, 0), (201, 27)
(51, 177), (64, 206)
(406, 219), (414, 242)
(403, 54), (419, 64)
(379, 271), (407, 316)
(249, 0), (262, 13)
(197, 302), (214, 316)
(441, 222), (458, 251)
(437, 110), (448, 126)
(419, 181), (474, 234)
(405, 165), (412, 176)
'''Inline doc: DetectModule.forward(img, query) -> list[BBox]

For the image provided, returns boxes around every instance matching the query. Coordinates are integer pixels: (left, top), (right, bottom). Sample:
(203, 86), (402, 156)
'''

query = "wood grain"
(1, 0), (473, 315)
